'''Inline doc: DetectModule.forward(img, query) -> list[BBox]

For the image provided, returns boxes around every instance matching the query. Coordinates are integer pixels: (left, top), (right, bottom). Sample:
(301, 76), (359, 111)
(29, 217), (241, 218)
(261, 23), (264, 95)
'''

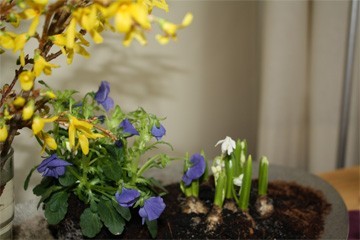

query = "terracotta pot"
(0, 148), (14, 239)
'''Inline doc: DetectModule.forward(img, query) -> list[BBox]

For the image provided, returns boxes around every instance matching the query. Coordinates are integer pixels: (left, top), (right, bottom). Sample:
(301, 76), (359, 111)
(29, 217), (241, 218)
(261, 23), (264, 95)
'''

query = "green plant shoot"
(238, 155), (252, 211)
(214, 170), (227, 207)
(258, 156), (269, 196)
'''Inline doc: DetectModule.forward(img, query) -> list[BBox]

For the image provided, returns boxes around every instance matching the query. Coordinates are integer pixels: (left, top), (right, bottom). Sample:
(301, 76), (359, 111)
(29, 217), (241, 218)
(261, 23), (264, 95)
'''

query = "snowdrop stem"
(214, 170), (227, 208)
(258, 156), (269, 196)
(238, 155), (252, 211)
(224, 157), (234, 199)
(191, 180), (199, 198)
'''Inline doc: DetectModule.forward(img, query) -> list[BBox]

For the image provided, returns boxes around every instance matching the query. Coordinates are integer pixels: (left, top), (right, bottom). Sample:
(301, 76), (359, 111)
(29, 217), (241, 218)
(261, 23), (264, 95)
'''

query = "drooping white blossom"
(215, 136), (236, 155)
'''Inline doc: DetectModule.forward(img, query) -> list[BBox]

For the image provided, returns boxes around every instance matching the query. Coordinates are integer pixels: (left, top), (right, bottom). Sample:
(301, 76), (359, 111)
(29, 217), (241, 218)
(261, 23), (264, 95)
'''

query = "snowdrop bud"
(233, 174), (244, 187)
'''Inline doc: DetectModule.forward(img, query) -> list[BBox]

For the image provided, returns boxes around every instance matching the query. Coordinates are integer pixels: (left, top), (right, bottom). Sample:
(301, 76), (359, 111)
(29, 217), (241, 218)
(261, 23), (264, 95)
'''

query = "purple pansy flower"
(115, 188), (140, 208)
(95, 81), (114, 112)
(151, 124), (166, 141)
(182, 153), (206, 186)
(139, 196), (166, 224)
(37, 154), (72, 179)
(119, 119), (139, 136)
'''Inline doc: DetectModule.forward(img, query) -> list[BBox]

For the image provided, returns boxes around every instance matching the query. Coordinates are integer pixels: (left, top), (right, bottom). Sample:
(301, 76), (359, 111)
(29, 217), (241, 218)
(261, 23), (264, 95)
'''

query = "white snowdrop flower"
(215, 136), (236, 155)
(233, 174), (244, 187)
(65, 141), (71, 152)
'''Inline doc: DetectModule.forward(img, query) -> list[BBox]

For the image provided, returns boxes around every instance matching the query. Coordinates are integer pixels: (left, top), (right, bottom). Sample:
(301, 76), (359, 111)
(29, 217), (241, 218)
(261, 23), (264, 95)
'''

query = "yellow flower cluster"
(68, 116), (104, 155)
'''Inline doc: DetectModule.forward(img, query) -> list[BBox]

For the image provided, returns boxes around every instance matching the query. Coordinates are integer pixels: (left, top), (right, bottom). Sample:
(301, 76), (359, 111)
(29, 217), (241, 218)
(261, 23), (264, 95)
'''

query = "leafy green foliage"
(98, 200), (125, 235)
(44, 191), (69, 224)
(146, 219), (158, 239)
(80, 208), (103, 238)
(59, 169), (77, 187)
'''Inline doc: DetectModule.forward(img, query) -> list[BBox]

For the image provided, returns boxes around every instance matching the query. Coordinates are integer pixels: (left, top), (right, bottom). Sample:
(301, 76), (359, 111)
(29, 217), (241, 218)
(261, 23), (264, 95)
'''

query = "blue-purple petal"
(95, 81), (110, 103)
(151, 124), (166, 141)
(115, 188), (140, 208)
(182, 153), (206, 186)
(101, 97), (114, 112)
(119, 119), (139, 136)
(138, 196), (166, 224)
(37, 154), (72, 179)
(95, 81), (113, 112)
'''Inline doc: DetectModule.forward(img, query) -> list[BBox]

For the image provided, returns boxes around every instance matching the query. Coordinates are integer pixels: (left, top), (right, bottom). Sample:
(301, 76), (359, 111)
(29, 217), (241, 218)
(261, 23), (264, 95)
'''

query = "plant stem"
(238, 155), (252, 211)
(258, 156), (269, 196)
(214, 170), (226, 208)
(225, 157), (234, 199)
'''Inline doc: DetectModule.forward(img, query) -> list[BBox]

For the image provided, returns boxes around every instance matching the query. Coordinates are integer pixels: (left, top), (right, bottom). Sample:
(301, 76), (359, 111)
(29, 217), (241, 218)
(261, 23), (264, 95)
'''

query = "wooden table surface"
(318, 165), (360, 211)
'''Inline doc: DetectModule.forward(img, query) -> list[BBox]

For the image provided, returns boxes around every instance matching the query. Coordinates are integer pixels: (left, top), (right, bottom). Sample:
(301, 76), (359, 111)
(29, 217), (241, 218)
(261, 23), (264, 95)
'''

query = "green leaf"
(59, 169), (77, 187)
(112, 201), (131, 221)
(239, 155), (252, 211)
(146, 219), (158, 239)
(33, 177), (54, 196)
(23, 166), (37, 190)
(98, 200), (125, 235)
(103, 160), (123, 182)
(44, 191), (69, 224)
(107, 105), (124, 129)
(80, 208), (103, 238)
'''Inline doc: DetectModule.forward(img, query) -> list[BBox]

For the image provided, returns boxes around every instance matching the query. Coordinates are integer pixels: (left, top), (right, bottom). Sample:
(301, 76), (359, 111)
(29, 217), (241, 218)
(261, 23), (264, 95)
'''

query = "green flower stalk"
(258, 156), (269, 196)
(255, 156), (274, 219)
(238, 155), (252, 211)
(224, 156), (235, 199)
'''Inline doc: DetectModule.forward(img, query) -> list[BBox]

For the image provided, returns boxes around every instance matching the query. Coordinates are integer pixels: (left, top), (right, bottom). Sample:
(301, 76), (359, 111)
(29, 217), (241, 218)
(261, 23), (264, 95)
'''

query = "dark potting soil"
(50, 179), (331, 239)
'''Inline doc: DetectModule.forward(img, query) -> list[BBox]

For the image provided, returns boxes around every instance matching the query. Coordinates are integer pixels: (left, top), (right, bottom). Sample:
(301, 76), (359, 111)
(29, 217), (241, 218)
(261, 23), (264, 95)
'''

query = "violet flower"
(182, 153), (206, 186)
(95, 81), (114, 112)
(119, 119), (139, 136)
(115, 188), (140, 208)
(151, 124), (166, 141)
(37, 154), (72, 178)
(139, 196), (166, 224)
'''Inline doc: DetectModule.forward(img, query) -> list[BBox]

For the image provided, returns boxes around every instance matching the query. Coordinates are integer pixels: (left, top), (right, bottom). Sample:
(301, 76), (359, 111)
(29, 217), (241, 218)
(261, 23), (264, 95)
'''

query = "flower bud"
(0, 125), (8, 142)
(22, 100), (35, 121)
(13, 96), (26, 108)
(19, 71), (35, 91)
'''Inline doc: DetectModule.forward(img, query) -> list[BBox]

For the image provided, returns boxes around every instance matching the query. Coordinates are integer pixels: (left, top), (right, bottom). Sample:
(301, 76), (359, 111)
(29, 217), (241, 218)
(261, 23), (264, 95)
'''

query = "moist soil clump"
(50, 179), (331, 239)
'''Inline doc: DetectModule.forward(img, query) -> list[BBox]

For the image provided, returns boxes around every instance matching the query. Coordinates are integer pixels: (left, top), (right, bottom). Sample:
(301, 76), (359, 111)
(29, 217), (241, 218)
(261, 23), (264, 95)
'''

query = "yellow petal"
(182, 13), (193, 27)
(90, 30), (103, 44)
(0, 35), (15, 49)
(162, 22), (177, 36)
(115, 10), (132, 33)
(44, 134), (57, 150)
(78, 134), (89, 155)
(32, 116), (45, 135)
(20, 50), (25, 66)
(131, 4), (150, 29)
(28, 16), (40, 36)
(66, 18), (77, 49)
(14, 33), (27, 52)
(156, 34), (169, 45)
(0, 125), (8, 142)
(68, 124), (76, 149)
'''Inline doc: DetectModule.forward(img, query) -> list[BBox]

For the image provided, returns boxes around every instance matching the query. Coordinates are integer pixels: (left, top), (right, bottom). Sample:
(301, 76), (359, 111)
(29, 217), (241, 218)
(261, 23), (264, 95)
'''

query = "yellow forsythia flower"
(156, 13), (193, 45)
(0, 125), (8, 142)
(33, 54), (59, 77)
(36, 131), (57, 153)
(22, 100), (35, 121)
(32, 115), (58, 135)
(68, 116), (103, 155)
(19, 71), (35, 91)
